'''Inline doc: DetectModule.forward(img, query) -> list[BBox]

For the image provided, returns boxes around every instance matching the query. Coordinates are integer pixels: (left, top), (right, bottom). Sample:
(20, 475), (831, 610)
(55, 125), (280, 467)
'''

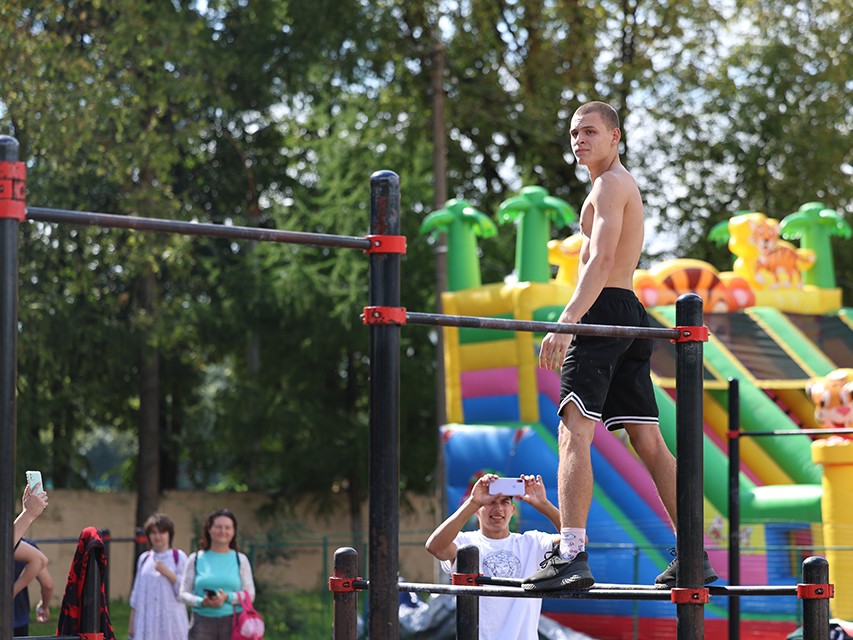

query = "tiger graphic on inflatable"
(806, 368), (853, 440)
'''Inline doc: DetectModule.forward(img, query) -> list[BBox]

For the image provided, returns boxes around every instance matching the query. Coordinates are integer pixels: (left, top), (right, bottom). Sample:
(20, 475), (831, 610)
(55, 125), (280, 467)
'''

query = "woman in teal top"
(179, 508), (256, 640)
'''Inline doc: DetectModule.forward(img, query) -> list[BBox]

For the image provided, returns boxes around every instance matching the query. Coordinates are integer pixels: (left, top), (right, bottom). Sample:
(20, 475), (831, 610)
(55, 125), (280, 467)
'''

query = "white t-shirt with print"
(440, 529), (555, 640)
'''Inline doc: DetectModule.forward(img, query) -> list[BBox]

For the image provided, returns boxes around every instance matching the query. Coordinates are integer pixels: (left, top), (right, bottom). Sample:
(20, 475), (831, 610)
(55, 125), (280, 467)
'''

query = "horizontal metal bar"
(406, 311), (681, 341)
(27, 206), (372, 251)
(352, 578), (802, 600)
(738, 428), (853, 437)
(478, 577), (798, 597)
(398, 581), (673, 600)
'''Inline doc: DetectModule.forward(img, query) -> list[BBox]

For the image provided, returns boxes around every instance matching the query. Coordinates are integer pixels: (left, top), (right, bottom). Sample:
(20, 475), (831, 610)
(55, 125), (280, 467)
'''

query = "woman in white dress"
(129, 513), (189, 640)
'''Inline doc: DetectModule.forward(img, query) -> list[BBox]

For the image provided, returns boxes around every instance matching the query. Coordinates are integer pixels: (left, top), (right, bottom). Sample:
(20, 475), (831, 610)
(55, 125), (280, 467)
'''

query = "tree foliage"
(0, 0), (849, 534)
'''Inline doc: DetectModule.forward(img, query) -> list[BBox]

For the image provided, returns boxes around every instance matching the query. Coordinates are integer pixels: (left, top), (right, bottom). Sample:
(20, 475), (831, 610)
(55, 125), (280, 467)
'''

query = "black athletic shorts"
(558, 288), (659, 431)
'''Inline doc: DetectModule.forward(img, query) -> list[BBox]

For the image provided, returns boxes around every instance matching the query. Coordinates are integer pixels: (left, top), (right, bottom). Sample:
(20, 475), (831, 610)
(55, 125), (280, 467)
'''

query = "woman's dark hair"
(199, 508), (239, 551)
(143, 513), (175, 547)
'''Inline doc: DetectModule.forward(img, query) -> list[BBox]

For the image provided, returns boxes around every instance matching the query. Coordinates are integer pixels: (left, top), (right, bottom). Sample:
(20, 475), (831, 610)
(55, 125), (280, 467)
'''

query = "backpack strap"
(143, 548), (180, 569)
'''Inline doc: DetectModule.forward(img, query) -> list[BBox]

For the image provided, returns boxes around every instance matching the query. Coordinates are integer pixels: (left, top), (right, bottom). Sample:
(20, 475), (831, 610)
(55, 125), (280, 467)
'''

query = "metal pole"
(632, 546), (640, 640)
(675, 293), (705, 640)
(332, 547), (359, 640)
(430, 41), (448, 430)
(0, 135), (23, 640)
(367, 170), (401, 640)
(727, 378), (741, 640)
(801, 556), (830, 640)
(406, 310), (680, 340)
(133, 526), (148, 584)
(27, 206), (372, 250)
(456, 545), (479, 640)
(101, 528), (111, 604)
(80, 547), (102, 633)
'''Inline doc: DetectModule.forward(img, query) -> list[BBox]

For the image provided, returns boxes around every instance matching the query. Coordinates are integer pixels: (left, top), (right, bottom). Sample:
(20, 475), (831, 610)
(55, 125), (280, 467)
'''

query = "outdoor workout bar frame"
(725, 377), (850, 640)
(0, 137), (831, 640)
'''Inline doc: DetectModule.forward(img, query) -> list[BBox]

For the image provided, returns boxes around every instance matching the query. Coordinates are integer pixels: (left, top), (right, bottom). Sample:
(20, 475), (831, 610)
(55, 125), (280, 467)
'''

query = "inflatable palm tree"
(780, 202), (851, 288)
(496, 186), (576, 283)
(420, 199), (497, 291)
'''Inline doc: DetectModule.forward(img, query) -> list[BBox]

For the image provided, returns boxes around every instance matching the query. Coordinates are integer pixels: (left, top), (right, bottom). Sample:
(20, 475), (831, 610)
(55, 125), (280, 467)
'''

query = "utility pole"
(431, 42), (448, 427)
(430, 42), (449, 586)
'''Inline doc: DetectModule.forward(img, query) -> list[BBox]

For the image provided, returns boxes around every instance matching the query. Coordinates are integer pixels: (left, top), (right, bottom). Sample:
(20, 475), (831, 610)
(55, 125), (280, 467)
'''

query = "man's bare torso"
(577, 162), (645, 291)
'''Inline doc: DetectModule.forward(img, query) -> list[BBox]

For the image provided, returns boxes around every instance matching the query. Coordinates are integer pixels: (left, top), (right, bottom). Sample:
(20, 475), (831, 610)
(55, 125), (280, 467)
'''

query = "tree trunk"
(136, 265), (161, 526)
(348, 471), (364, 553)
(160, 380), (181, 491)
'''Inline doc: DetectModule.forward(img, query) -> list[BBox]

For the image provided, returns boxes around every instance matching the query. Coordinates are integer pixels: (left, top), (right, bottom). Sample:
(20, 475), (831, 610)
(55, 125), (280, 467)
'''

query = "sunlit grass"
(27, 591), (334, 640)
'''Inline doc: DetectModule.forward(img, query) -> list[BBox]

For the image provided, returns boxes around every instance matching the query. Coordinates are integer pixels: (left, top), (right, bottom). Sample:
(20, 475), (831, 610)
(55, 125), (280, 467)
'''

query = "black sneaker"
(521, 548), (595, 591)
(654, 548), (719, 589)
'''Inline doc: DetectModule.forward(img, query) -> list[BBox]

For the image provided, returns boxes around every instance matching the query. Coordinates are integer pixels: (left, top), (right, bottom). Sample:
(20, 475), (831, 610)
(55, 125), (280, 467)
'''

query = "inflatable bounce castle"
(421, 194), (852, 639)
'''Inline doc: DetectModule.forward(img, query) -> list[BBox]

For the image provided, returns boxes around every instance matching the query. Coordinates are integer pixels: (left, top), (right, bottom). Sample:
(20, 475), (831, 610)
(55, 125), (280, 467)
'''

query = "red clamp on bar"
(365, 234), (407, 254)
(328, 576), (366, 593)
(451, 572), (482, 586)
(672, 325), (709, 343)
(726, 430), (741, 440)
(797, 583), (834, 599)
(363, 306), (407, 325)
(0, 161), (26, 221)
(670, 587), (710, 604)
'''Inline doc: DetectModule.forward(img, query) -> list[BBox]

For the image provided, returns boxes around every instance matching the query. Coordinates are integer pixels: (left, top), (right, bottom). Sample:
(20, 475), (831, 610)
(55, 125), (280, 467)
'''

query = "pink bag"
(231, 590), (264, 640)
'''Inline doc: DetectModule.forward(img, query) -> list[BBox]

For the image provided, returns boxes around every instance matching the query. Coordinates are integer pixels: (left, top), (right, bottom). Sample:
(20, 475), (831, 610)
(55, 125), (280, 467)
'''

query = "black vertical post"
(332, 547), (359, 640)
(801, 556), (830, 640)
(0, 135), (24, 640)
(80, 548), (102, 634)
(456, 544), (479, 640)
(675, 293), (705, 640)
(101, 528), (111, 603)
(727, 378), (741, 640)
(133, 526), (148, 582)
(367, 170), (401, 640)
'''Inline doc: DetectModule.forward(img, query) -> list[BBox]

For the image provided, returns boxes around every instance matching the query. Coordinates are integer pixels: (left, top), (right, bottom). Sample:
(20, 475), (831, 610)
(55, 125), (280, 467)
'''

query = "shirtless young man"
(521, 101), (717, 591)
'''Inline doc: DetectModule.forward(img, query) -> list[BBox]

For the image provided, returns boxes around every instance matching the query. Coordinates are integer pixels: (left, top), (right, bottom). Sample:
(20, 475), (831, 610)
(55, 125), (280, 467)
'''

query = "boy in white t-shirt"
(425, 473), (561, 640)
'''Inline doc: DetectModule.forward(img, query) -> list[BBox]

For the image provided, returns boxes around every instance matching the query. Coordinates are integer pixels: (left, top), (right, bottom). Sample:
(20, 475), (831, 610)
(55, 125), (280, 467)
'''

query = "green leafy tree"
(643, 0), (851, 283)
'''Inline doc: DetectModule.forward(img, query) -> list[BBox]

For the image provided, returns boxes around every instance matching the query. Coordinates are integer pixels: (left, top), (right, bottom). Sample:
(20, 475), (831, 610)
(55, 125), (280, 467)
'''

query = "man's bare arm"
(35, 563), (55, 622)
(426, 475), (497, 562)
(14, 485), (48, 546)
(539, 174), (628, 371)
(557, 173), (627, 324)
(520, 474), (562, 531)
(13, 540), (48, 597)
(424, 498), (479, 563)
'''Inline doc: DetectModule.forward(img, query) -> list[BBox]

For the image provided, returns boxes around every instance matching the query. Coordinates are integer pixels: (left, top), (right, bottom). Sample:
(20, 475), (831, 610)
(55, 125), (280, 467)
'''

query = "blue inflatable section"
(441, 423), (722, 619)
(462, 395), (520, 422)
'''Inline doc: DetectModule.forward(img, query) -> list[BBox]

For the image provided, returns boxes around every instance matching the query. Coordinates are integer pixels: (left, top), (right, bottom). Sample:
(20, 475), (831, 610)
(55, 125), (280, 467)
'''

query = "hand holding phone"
(488, 477), (525, 496)
(204, 589), (218, 598)
(26, 470), (45, 495)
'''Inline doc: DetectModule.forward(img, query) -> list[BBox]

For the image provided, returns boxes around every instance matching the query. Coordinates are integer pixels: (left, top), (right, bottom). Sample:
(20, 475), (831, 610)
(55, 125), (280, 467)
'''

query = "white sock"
(559, 527), (586, 561)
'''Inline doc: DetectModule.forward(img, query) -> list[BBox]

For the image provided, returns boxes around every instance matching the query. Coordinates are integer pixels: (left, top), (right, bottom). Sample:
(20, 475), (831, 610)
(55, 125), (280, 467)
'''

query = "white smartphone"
(488, 477), (525, 496)
(26, 470), (44, 495)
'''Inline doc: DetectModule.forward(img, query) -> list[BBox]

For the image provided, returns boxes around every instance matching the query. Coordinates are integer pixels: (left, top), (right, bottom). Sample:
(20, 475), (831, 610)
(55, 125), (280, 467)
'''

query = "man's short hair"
(575, 101), (620, 130)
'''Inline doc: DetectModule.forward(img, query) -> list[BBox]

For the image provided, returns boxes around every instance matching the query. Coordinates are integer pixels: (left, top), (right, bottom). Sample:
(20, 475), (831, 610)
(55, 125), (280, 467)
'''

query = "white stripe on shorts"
(559, 392), (602, 422)
(603, 415), (659, 430)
